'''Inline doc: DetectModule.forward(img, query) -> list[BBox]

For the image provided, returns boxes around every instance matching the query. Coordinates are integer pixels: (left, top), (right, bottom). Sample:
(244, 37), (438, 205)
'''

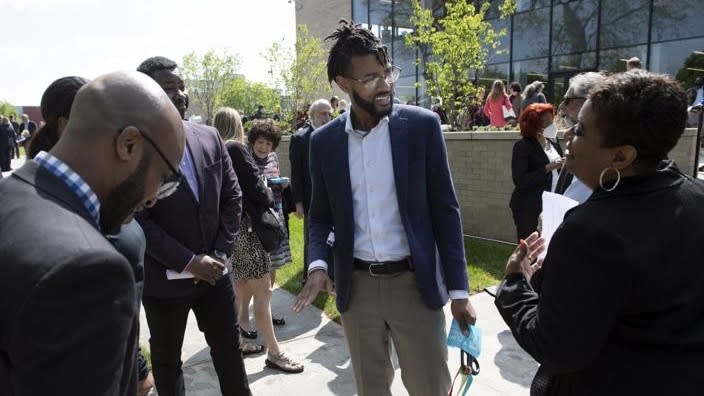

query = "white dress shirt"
(310, 109), (468, 300)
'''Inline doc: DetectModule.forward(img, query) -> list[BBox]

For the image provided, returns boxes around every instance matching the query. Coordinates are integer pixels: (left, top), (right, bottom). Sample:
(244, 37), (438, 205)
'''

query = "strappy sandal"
(240, 327), (258, 339)
(265, 351), (304, 373)
(272, 316), (286, 326)
(240, 342), (265, 356)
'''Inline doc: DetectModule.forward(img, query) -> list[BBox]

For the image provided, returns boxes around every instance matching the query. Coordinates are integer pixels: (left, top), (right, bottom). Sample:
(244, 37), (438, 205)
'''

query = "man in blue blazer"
(293, 21), (476, 396)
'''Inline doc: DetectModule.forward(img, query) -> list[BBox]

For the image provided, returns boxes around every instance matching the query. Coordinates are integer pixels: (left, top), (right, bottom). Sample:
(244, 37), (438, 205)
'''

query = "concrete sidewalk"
(139, 288), (537, 395)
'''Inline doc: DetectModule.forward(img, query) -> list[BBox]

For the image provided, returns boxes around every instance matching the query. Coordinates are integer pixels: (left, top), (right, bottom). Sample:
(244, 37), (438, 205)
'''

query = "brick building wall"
(276, 128), (698, 243)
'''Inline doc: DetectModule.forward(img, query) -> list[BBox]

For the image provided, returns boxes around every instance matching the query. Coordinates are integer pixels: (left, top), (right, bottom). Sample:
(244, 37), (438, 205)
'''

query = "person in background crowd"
(0, 70), (185, 395)
(293, 20), (476, 396)
(26, 75), (156, 396)
(216, 108), (303, 371)
(338, 98), (348, 114)
(18, 113), (37, 157)
(8, 114), (20, 159)
(330, 95), (340, 115)
(0, 116), (13, 171)
(289, 99), (334, 282)
(483, 79), (513, 128)
(509, 103), (563, 241)
(432, 97), (449, 124)
(253, 104), (265, 119)
(521, 81), (547, 114)
(496, 70), (704, 396)
(508, 81), (522, 125)
(136, 56), (251, 396)
(554, 72), (606, 203)
(686, 76), (703, 128)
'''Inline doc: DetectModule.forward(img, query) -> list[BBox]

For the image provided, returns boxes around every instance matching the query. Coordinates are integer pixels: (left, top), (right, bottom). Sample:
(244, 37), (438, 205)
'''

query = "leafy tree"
(218, 77), (281, 120)
(676, 52), (704, 90)
(262, 24), (330, 117)
(0, 101), (17, 118)
(406, 0), (515, 128)
(182, 49), (241, 125)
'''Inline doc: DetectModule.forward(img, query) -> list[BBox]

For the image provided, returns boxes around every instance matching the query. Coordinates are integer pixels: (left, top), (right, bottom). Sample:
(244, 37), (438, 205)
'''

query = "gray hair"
(522, 81), (544, 99)
(568, 72), (606, 98)
(308, 99), (332, 117)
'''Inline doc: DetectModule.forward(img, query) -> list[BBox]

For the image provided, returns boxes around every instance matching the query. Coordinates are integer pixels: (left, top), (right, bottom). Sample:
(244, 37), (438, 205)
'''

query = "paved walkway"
(139, 289), (537, 396)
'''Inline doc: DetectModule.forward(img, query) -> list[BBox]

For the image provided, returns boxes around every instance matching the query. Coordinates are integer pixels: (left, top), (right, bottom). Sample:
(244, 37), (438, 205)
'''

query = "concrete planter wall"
(277, 128), (698, 243)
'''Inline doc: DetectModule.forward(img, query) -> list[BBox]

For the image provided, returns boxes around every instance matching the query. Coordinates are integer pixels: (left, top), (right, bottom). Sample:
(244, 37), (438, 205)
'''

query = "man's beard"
(351, 88), (393, 119)
(100, 154), (150, 234)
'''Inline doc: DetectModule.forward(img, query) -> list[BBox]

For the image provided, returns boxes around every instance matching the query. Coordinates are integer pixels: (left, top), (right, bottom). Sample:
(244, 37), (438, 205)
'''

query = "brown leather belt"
(353, 258), (411, 277)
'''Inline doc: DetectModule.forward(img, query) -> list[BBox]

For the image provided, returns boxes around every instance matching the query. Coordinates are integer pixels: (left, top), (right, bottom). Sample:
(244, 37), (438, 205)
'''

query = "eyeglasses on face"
(562, 96), (586, 107)
(345, 66), (402, 90)
(117, 126), (183, 200)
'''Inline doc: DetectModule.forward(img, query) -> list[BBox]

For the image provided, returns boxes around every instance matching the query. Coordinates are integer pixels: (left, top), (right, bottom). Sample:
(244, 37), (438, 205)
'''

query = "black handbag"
(250, 207), (285, 253)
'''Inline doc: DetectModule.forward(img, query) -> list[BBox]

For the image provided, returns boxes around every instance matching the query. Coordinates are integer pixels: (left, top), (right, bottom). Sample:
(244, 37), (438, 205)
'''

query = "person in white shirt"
(292, 20), (476, 396)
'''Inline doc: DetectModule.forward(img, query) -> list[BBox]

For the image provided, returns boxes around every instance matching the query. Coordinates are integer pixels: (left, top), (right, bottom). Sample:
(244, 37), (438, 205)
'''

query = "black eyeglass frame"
(117, 126), (183, 199)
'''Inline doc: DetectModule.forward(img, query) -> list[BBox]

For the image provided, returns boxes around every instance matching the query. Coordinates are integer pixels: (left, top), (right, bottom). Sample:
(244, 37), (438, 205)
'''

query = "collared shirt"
(179, 145), (199, 202)
(309, 109), (468, 300)
(34, 151), (101, 229)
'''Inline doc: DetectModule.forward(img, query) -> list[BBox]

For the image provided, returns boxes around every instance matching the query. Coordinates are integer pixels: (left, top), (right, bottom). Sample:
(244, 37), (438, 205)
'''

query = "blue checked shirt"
(34, 151), (101, 230)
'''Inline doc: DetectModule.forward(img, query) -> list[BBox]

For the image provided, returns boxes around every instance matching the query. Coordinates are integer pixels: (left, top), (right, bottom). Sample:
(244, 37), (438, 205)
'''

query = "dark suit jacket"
(289, 124), (313, 212)
(19, 121), (37, 134)
(308, 105), (468, 313)
(496, 161), (704, 395)
(138, 122), (241, 299)
(509, 137), (563, 213)
(0, 162), (138, 395)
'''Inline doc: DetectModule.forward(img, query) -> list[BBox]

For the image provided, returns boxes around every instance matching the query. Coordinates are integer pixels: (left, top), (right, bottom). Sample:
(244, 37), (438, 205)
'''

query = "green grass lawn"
(276, 216), (515, 322)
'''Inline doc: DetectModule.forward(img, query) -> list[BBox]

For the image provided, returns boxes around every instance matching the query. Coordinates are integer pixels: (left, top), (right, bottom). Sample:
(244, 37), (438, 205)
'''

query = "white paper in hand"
(539, 192), (579, 260)
(166, 265), (230, 280)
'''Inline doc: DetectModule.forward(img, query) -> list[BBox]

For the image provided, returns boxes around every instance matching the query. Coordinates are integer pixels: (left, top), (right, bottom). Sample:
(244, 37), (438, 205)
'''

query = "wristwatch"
(213, 249), (228, 261)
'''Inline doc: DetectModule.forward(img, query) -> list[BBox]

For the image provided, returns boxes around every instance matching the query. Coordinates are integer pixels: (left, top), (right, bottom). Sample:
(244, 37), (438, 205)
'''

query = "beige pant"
(341, 270), (450, 396)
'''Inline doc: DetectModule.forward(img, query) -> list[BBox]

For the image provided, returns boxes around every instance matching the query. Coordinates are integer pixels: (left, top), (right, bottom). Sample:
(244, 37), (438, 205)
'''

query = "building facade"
(298, 0), (704, 105)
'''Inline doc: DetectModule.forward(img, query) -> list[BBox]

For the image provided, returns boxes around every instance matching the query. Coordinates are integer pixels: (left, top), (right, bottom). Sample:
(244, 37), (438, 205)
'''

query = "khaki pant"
(341, 270), (450, 396)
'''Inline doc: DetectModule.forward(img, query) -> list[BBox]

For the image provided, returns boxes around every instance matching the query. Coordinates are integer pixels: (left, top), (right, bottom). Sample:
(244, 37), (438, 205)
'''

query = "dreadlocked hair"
(324, 19), (390, 84)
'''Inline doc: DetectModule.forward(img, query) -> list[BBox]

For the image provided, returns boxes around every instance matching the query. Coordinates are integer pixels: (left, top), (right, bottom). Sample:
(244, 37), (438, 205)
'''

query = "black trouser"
(142, 275), (251, 396)
(0, 145), (10, 171)
(512, 206), (540, 242)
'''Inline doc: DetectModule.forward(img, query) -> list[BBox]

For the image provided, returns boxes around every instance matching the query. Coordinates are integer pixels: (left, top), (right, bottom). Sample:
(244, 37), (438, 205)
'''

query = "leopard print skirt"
(230, 215), (272, 282)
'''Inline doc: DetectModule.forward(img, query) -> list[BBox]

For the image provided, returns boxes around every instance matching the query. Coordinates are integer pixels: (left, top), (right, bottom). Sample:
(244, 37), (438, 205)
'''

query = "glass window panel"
(652, 0), (704, 42)
(598, 45), (647, 73)
(487, 18), (511, 64)
(394, 75), (418, 105)
(516, 0), (553, 13)
(353, 0), (369, 25)
(600, 0), (649, 49)
(369, 0), (393, 46)
(513, 57), (549, 88)
(650, 37), (704, 77)
(551, 0), (598, 56)
(551, 52), (596, 72)
(512, 8), (550, 60)
(478, 63), (510, 90)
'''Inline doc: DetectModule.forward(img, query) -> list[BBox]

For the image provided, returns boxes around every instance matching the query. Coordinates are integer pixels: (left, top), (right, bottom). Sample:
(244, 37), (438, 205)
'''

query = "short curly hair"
(137, 56), (178, 77)
(247, 119), (282, 151)
(519, 103), (554, 138)
(589, 70), (687, 169)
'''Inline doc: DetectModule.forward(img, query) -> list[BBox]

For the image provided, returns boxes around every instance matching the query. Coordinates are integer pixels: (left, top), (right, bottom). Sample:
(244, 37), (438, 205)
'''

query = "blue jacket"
(308, 104), (468, 312)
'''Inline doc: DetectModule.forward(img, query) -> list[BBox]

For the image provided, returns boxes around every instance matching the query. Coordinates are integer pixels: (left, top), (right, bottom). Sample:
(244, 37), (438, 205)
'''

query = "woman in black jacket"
(509, 103), (564, 241)
(497, 71), (704, 396)
(214, 107), (304, 373)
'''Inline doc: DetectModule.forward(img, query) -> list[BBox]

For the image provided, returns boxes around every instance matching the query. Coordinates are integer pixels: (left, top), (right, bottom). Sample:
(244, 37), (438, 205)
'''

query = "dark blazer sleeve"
(227, 141), (273, 209)
(214, 136), (242, 254)
(495, 218), (631, 373)
(307, 130), (334, 266)
(136, 208), (195, 272)
(289, 132), (306, 205)
(9, 250), (136, 394)
(512, 139), (549, 189)
(425, 112), (469, 292)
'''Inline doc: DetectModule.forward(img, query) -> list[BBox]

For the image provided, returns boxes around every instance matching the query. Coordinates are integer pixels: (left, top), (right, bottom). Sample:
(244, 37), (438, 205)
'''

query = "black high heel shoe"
(240, 327), (258, 339)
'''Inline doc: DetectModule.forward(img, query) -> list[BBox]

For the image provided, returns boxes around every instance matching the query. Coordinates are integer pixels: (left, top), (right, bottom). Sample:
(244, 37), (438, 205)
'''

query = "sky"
(0, 0), (296, 105)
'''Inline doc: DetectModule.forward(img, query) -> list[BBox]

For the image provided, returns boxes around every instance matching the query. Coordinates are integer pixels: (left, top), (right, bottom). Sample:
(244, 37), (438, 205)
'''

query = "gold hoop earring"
(599, 167), (621, 192)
